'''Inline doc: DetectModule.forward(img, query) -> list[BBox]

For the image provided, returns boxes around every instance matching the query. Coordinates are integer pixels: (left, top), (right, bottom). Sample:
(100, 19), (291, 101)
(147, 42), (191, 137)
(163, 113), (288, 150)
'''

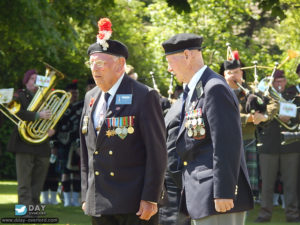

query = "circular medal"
(188, 129), (193, 137)
(193, 129), (198, 136)
(115, 127), (122, 135)
(197, 118), (202, 125)
(200, 126), (206, 135)
(192, 119), (197, 126)
(128, 126), (134, 134)
(122, 127), (128, 135)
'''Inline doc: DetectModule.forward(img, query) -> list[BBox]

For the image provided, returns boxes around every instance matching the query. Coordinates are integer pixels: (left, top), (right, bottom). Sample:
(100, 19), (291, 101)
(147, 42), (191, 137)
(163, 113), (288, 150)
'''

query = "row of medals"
(185, 109), (206, 138)
(105, 116), (135, 139)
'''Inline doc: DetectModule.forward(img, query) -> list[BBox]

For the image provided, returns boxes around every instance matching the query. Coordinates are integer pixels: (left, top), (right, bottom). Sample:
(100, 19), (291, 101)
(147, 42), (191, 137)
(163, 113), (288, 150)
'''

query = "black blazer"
(176, 67), (253, 219)
(80, 75), (167, 216)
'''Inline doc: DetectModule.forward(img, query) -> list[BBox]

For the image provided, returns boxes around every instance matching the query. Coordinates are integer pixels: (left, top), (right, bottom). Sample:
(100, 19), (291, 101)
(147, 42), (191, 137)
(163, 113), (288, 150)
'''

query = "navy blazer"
(80, 75), (167, 216)
(176, 67), (253, 219)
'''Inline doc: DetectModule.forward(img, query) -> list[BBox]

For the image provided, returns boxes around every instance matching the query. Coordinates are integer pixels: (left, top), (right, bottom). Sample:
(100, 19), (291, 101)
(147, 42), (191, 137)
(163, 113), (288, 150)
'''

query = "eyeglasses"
(85, 60), (105, 68)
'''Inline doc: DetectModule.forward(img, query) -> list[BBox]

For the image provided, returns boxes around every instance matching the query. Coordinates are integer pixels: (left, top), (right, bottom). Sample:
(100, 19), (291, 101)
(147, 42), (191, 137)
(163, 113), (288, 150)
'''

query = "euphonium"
(1, 63), (72, 144)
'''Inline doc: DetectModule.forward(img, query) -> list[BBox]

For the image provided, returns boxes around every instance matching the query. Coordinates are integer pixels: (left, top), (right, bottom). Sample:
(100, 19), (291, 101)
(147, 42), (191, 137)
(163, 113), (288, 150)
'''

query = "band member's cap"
(224, 59), (241, 70)
(23, 69), (37, 85)
(273, 69), (285, 79)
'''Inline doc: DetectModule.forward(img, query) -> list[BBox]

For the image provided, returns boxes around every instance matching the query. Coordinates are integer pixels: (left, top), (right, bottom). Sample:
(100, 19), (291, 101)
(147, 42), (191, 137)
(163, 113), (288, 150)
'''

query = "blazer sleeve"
(205, 83), (242, 199)
(138, 90), (167, 202)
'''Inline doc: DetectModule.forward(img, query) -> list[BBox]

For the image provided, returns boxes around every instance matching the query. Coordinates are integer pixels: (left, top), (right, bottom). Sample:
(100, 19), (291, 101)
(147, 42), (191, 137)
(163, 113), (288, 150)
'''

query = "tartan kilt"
(243, 139), (259, 191)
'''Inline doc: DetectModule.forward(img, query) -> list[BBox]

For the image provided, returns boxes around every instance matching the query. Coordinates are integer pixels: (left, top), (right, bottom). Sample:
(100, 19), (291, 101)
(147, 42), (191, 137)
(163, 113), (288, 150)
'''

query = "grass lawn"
(0, 181), (299, 225)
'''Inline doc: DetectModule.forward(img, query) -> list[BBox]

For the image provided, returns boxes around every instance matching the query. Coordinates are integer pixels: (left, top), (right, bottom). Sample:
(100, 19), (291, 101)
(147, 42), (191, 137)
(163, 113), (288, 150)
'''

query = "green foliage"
(0, 119), (15, 179)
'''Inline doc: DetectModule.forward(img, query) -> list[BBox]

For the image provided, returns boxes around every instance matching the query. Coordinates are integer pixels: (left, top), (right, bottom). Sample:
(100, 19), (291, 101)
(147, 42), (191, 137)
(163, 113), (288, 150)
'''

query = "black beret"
(296, 64), (300, 74)
(224, 59), (241, 70)
(87, 40), (129, 59)
(162, 33), (203, 55)
(273, 69), (285, 79)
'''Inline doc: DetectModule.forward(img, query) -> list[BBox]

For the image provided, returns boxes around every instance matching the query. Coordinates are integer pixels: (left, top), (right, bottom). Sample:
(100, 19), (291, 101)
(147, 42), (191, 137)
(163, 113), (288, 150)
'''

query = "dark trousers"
(258, 153), (300, 221)
(92, 213), (158, 225)
(16, 153), (49, 205)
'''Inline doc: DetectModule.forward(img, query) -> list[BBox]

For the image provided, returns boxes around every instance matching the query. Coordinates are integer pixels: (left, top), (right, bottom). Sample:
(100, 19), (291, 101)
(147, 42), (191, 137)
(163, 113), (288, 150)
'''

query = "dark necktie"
(180, 86), (190, 127)
(104, 92), (110, 110)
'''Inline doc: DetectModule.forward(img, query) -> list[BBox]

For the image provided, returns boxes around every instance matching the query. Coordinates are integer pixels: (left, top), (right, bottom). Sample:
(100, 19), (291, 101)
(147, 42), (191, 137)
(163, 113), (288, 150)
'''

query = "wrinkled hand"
(136, 200), (157, 221)
(39, 110), (52, 119)
(214, 199), (234, 213)
(82, 202), (86, 212)
(47, 129), (55, 137)
(253, 112), (267, 125)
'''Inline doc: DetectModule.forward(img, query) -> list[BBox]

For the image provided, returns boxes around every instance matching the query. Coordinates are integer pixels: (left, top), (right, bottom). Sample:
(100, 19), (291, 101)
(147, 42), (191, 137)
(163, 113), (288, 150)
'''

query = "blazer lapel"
(176, 68), (209, 141)
(89, 89), (102, 137)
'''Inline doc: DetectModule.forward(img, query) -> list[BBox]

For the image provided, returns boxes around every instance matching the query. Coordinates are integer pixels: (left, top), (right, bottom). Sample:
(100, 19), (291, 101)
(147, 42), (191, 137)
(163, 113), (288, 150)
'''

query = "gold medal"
(110, 129), (116, 136)
(106, 130), (112, 137)
(82, 126), (87, 134)
(128, 126), (134, 134)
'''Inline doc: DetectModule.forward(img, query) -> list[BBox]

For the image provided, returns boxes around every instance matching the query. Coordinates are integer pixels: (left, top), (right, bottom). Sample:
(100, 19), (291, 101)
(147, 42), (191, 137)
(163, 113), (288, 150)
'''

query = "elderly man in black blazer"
(162, 33), (253, 225)
(80, 18), (167, 225)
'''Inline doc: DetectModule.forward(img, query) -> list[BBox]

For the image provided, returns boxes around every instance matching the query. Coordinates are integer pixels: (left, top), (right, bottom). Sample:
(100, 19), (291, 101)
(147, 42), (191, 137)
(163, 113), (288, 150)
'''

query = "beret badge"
(96, 18), (112, 51)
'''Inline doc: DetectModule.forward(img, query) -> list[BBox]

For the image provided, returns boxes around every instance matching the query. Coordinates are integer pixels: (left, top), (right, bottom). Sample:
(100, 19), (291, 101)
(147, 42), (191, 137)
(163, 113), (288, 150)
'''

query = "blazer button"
(109, 150), (113, 155)
(95, 171), (100, 176)
(94, 151), (99, 155)
(183, 161), (188, 166)
(110, 172), (114, 176)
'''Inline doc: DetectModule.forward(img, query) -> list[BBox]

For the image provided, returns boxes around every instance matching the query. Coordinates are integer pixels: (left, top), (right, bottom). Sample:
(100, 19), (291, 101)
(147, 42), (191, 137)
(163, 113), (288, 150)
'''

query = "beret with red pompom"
(87, 18), (129, 59)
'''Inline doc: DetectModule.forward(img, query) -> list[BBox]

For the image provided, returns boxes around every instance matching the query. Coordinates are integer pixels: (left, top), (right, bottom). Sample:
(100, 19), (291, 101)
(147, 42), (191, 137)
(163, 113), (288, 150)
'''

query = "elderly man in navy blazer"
(162, 33), (253, 225)
(80, 18), (167, 225)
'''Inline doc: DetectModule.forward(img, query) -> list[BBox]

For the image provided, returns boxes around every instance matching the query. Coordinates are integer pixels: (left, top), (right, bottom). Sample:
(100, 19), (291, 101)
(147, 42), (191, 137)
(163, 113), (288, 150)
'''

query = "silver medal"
(122, 127), (128, 135)
(115, 127), (122, 135)
(192, 119), (197, 126)
(188, 129), (193, 137)
(200, 126), (205, 135)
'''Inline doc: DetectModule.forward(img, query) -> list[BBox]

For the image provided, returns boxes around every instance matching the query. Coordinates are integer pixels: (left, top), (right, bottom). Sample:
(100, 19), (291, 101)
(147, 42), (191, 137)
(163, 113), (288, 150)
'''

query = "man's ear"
(116, 57), (126, 73)
(183, 49), (190, 60)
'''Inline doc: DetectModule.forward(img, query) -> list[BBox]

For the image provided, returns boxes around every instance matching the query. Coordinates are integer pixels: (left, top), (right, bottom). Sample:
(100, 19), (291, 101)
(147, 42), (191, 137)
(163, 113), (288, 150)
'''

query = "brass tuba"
(0, 63), (72, 144)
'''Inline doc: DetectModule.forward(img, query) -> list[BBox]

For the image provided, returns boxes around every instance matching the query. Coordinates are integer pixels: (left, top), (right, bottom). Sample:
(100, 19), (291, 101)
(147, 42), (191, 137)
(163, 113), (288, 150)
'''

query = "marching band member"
(255, 70), (300, 223)
(7, 69), (54, 206)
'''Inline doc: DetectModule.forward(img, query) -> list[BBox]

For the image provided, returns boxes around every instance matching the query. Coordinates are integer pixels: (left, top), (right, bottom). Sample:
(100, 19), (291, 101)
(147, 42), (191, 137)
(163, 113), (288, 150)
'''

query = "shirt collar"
(187, 65), (207, 101)
(107, 73), (124, 96)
